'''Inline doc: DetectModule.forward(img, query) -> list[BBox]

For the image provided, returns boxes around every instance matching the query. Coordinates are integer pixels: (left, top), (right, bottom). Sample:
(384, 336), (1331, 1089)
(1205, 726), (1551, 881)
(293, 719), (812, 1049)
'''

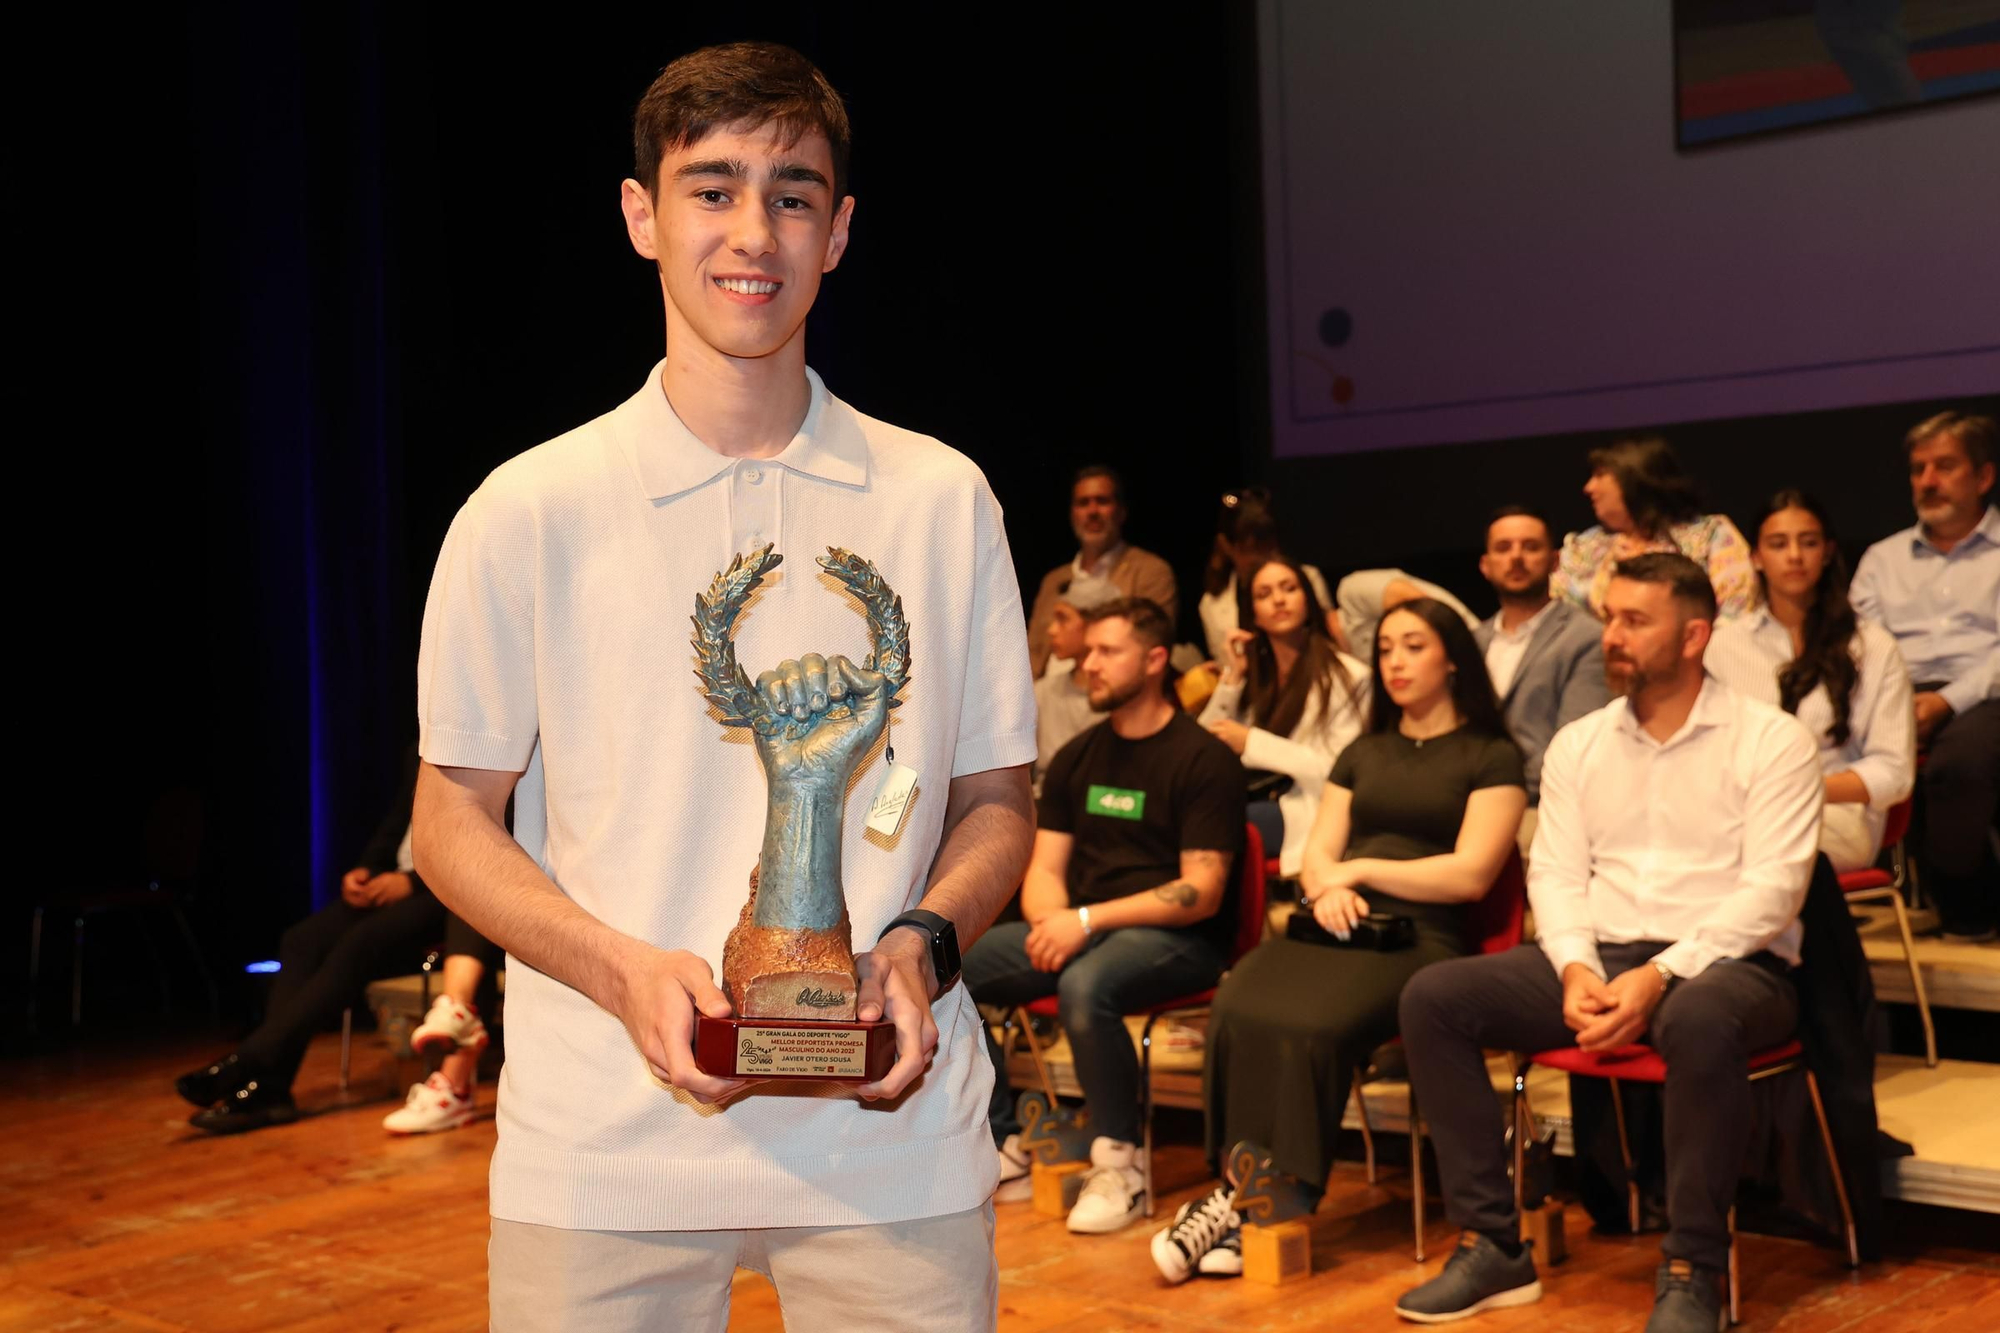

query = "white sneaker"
(411, 995), (488, 1056)
(996, 1133), (1033, 1203)
(383, 1072), (475, 1135)
(1151, 1184), (1241, 1282)
(1066, 1137), (1146, 1234)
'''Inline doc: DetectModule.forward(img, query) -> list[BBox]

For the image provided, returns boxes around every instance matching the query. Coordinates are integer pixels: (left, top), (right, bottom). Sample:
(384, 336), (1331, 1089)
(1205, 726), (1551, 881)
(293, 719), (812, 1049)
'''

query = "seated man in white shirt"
(1394, 553), (1822, 1333)
(1034, 572), (1120, 795)
(1474, 505), (1611, 853)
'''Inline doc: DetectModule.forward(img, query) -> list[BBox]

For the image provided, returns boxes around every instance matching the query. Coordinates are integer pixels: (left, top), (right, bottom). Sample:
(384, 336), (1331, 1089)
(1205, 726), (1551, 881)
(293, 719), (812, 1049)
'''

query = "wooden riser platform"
(1854, 904), (2000, 1012)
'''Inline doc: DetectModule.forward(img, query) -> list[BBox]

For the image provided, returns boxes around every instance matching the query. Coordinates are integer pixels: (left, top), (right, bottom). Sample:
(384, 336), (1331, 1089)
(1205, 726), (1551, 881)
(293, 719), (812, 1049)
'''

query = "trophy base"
(695, 1012), (897, 1082)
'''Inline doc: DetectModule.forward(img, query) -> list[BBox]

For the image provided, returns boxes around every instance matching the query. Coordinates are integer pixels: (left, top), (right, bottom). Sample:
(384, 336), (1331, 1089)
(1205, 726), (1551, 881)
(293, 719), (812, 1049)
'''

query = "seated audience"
(1026, 465), (1178, 677)
(1553, 434), (1757, 619)
(1034, 573), (1122, 795)
(382, 911), (506, 1134)
(1850, 411), (1999, 941)
(175, 746), (489, 1134)
(1711, 490), (1914, 873)
(1152, 597), (1523, 1283)
(1475, 505), (1611, 846)
(965, 598), (1243, 1234)
(1332, 567), (1479, 659)
(1198, 486), (1336, 661)
(1198, 554), (1367, 877)
(1395, 554), (1821, 1332)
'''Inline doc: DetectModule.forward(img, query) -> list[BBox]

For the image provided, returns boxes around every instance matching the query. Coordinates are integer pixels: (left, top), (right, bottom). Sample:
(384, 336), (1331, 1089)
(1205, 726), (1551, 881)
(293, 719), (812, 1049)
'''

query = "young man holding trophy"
(412, 42), (1037, 1329)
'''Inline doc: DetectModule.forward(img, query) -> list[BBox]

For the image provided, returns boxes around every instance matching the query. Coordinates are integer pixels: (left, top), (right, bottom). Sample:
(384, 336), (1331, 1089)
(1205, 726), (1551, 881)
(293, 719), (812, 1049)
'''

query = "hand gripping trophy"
(689, 545), (909, 1082)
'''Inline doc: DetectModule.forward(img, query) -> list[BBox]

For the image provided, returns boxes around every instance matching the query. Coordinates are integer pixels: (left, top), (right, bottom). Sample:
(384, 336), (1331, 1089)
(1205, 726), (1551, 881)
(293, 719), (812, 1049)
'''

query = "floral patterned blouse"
(1552, 514), (1758, 619)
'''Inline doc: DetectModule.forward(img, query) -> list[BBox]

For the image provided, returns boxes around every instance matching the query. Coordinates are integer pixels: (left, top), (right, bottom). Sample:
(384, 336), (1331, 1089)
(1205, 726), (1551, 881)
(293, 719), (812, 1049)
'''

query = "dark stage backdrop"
(19, 7), (1992, 1019)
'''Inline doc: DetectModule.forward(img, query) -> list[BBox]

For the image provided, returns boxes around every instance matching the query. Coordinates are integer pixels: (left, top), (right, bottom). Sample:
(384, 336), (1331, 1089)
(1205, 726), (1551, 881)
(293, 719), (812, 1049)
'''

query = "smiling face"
(1071, 475), (1125, 549)
(1250, 561), (1309, 637)
(620, 120), (853, 364)
(1583, 468), (1633, 533)
(1479, 513), (1555, 599)
(1376, 608), (1452, 713)
(1753, 506), (1828, 603)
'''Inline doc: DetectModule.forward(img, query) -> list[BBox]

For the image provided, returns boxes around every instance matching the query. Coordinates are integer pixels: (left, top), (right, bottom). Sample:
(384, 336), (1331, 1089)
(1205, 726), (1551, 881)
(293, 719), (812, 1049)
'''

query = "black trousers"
(1918, 696), (2000, 935)
(1399, 942), (1797, 1272)
(237, 890), (447, 1088)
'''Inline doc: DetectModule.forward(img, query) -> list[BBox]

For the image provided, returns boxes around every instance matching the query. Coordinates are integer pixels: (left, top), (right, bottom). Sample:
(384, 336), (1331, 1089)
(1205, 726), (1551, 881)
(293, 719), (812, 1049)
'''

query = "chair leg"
(1512, 1060), (1529, 1214)
(1140, 1012), (1159, 1219)
(1885, 889), (1937, 1068)
(1802, 1069), (1860, 1268)
(1411, 1090), (1427, 1263)
(1727, 1203), (1739, 1325)
(1016, 1006), (1059, 1107)
(339, 1007), (353, 1092)
(1608, 1078), (1639, 1233)
(1351, 1069), (1378, 1185)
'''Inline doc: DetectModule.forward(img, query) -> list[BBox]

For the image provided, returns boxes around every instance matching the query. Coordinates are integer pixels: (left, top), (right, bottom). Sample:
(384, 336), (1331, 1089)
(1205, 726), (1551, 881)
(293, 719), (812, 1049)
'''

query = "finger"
(676, 961), (734, 1019)
(776, 659), (811, 720)
(856, 981), (938, 1101)
(756, 668), (788, 716)
(855, 959), (887, 1024)
(830, 654), (887, 698)
(799, 654), (830, 712)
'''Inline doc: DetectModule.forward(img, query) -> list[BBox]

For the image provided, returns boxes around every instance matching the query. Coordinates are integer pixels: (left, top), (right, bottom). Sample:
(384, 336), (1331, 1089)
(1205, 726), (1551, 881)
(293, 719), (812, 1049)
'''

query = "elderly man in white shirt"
(1394, 554), (1822, 1333)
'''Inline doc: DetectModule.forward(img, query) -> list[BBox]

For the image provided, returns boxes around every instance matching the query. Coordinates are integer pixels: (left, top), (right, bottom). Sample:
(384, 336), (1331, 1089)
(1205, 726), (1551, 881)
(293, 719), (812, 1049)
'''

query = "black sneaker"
(1150, 1185), (1240, 1284)
(188, 1074), (297, 1136)
(175, 1053), (247, 1109)
(1646, 1259), (1726, 1333)
(1394, 1232), (1541, 1324)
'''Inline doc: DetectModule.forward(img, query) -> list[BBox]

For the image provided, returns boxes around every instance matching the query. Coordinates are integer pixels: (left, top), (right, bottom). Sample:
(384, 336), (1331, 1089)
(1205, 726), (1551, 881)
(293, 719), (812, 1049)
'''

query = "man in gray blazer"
(1475, 507), (1612, 848)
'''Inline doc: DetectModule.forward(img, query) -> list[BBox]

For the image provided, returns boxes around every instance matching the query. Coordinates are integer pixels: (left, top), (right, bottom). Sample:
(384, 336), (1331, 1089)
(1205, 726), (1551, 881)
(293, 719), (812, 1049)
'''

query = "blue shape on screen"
(245, 960), (282, 974)
(1319, 307), (1353, 348)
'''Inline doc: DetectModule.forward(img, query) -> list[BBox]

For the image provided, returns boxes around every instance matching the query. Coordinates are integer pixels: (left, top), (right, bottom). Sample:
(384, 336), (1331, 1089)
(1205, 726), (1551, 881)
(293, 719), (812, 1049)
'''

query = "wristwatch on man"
(879, 910), (961, 995)
(1650, 958), (1676, 993)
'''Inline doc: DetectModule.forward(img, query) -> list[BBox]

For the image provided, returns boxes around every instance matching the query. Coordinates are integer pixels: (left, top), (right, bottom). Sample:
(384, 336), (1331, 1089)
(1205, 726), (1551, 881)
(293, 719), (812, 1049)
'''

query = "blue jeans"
(964, 920), (1225, 1146)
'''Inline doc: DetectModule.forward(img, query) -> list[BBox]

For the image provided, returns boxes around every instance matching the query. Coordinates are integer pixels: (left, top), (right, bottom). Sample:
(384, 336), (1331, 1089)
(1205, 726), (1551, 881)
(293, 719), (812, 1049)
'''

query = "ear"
(1146, 643), (1170, 677)
(621, 179), (661, 261)
(823, 194), (856, 273)
(1683, 615), (1713, 661)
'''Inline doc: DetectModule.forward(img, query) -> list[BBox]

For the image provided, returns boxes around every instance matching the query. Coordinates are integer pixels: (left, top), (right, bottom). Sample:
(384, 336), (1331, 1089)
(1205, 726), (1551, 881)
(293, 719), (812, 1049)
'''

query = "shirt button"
(743, 465), (763, 485)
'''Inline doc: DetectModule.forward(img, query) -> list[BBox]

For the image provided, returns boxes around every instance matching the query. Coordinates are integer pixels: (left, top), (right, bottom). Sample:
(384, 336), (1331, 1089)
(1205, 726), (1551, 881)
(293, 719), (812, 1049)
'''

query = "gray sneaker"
(1394, 1232), (1542, 1324)
(1646, 1259), (1726, 1333)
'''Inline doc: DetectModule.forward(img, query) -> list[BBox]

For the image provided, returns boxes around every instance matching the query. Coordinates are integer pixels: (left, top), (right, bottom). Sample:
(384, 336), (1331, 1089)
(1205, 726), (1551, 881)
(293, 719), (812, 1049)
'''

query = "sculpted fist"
(752, 652), (891, 786)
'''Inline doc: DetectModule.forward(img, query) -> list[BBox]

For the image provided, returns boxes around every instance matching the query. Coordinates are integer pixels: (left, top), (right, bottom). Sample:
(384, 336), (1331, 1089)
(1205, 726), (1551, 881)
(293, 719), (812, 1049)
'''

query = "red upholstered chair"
(1008, 822), (1268, 1218)
(1344, 847), (1527, 1260)
(1836, 797), (1933, 1065)
(1511, 1040), (1858, 1324)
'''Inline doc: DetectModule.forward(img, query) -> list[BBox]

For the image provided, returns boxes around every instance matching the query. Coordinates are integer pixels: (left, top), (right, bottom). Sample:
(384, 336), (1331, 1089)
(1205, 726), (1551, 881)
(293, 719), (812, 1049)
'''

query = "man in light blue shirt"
(1850, 411), (1999, 941)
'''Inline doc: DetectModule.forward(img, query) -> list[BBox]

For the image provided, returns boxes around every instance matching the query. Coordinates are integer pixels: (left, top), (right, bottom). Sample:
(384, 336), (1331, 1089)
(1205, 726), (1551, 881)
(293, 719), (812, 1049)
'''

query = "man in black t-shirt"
(964, 598), (1244, 1236)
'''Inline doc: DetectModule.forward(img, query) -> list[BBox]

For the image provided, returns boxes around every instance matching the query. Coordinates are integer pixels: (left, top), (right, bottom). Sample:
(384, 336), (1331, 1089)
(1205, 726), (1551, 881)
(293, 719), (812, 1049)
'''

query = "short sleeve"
(953, 478), (1039, 778)
(417, 479), (541, 772)
(1179, 731), (1247, 853)
(1472, 735), (1528, 791)
(1036, 732), (1083, 833)
(1329, 733), (1365, 789)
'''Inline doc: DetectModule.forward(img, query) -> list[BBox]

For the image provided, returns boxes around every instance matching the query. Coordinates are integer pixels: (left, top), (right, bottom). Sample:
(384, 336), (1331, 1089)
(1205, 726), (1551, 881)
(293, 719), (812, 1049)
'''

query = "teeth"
(716, 278), (780, 295)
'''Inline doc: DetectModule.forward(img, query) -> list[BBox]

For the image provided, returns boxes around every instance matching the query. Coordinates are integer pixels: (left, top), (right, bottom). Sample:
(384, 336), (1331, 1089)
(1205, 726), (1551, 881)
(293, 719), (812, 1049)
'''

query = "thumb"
(678, 960), (734, 1019)
(831, 654), (887, 698)
(855, 960), (887, 1023)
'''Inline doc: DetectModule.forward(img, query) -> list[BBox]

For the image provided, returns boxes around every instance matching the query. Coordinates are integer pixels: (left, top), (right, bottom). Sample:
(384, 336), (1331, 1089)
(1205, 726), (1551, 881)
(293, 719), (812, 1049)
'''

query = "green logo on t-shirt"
(1086, 784), (1146, 821)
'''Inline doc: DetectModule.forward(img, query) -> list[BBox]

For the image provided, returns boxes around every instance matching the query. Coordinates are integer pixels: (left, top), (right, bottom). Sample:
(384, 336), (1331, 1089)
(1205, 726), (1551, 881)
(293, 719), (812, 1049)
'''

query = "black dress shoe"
(188, 1076), (298, 1136)
(175, 1053), (248, 1109)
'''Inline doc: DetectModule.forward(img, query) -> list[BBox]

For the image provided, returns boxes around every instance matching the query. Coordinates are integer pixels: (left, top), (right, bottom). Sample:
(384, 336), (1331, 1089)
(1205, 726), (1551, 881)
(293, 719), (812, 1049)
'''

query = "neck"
(1268, 630), (1304, 680)
(1079, 537), (1118, 566)
(1109, 688), (1176, 740)
(1496, 591), (1550, 631)
(1398, 691), (1460, 740)
(1766, 587), (1811, 634)
(1630, 667), (1704, 743)
(1922, 507), (1982, 553)
(658, 312), (811, 459)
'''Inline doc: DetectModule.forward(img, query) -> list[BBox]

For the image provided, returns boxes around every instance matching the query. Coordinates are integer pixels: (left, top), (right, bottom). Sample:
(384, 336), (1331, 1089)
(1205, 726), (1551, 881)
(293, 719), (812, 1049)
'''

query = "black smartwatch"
(879, 910), (961, 995)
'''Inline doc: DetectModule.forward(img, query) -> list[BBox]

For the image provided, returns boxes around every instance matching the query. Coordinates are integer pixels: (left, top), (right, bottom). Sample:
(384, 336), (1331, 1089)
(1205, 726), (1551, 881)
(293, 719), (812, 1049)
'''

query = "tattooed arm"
(1084, 848), (1233, 931)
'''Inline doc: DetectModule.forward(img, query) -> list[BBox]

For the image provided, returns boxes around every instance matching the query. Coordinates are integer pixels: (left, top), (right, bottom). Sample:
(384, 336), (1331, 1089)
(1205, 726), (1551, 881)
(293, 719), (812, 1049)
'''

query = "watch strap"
(880, 909), (961, 993)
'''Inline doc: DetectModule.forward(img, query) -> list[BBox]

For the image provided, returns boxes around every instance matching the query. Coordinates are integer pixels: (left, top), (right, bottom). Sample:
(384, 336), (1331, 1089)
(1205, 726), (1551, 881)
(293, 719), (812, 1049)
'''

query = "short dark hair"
(1083, 597), (1172, 652)
(1485, 503), (1553, 546)
(1585, 435), (1704, 534)
(1072, 464), (1125, 507)
(634, 43), (852, 199)
(1610, 552), (1717, 622)
(1903, 411), (1997, 472)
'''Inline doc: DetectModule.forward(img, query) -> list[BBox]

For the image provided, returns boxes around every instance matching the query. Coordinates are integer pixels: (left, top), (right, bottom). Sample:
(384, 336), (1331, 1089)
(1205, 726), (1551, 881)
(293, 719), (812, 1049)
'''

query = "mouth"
(1388, 678), (1411, 691)
(713, 275), (782, 305)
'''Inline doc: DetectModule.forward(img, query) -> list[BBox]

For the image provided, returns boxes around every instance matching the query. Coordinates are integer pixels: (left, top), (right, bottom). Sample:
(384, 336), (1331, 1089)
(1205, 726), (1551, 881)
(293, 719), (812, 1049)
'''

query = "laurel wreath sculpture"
(691, 545), (910, 739)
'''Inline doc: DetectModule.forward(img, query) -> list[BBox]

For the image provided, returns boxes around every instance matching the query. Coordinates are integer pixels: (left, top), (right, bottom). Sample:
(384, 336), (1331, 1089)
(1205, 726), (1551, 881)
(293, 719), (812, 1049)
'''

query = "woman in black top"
(1150, 598), (1526, 1284)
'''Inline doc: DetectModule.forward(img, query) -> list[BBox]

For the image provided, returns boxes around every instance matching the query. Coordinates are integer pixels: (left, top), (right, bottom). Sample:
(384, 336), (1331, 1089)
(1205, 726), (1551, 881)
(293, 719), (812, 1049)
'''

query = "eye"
(773, 195), (812, 212)
(696, 189), (728, 206)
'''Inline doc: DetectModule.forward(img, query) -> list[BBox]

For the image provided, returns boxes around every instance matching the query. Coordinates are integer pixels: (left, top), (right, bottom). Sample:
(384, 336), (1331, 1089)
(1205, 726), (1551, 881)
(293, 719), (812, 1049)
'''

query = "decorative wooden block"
(1243, 1219), (1312, 1285)
(1521, 1201), (1567, 1265)
(1031, 1160), (1089, 1218)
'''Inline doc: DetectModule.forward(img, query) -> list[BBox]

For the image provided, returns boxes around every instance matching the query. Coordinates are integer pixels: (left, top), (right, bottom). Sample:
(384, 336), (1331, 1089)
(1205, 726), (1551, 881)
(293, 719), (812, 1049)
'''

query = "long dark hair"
(1753, 489), (1860, 746)
(1239, 555), (1361, 737)
(1587, 434), (1704, 536)
(1366, 597), (1515, 748)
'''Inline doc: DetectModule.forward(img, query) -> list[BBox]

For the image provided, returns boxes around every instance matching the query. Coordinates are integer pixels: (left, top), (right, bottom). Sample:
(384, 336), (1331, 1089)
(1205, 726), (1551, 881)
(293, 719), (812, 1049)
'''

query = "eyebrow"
(673, 157), (830, 190)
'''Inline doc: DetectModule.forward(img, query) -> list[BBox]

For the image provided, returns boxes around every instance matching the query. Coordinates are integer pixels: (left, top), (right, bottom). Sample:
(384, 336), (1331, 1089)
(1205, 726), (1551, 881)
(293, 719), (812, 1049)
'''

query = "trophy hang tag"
(865, 762), (920, 837)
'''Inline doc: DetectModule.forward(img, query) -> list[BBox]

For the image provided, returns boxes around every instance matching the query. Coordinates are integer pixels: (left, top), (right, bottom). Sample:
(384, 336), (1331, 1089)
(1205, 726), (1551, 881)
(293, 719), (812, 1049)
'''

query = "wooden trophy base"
(694, 1013), (896, 1082)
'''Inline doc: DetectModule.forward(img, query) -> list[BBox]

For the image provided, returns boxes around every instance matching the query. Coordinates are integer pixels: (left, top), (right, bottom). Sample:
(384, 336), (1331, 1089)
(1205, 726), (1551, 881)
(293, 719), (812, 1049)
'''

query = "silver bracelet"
(1078, 905), (1092, 936)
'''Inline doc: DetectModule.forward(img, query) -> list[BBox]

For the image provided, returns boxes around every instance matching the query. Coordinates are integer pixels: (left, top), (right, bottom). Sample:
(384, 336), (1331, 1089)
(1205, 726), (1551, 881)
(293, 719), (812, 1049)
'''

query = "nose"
(729, 203), (778, 257)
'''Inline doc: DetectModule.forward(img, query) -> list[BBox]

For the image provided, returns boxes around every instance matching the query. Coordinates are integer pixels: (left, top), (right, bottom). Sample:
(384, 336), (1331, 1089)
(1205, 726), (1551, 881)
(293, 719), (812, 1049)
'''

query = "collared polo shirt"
(418, 362), (1037, 1231)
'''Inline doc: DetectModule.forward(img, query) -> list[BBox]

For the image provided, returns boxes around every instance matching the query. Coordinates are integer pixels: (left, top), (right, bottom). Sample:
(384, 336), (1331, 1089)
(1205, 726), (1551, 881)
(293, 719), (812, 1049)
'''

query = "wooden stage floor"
(3, 1031), (1995, 1332)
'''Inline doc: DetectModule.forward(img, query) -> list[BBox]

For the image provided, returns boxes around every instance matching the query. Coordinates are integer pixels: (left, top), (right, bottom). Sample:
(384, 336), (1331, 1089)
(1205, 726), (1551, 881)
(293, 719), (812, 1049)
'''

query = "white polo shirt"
(418, 362), (1037, 1232)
